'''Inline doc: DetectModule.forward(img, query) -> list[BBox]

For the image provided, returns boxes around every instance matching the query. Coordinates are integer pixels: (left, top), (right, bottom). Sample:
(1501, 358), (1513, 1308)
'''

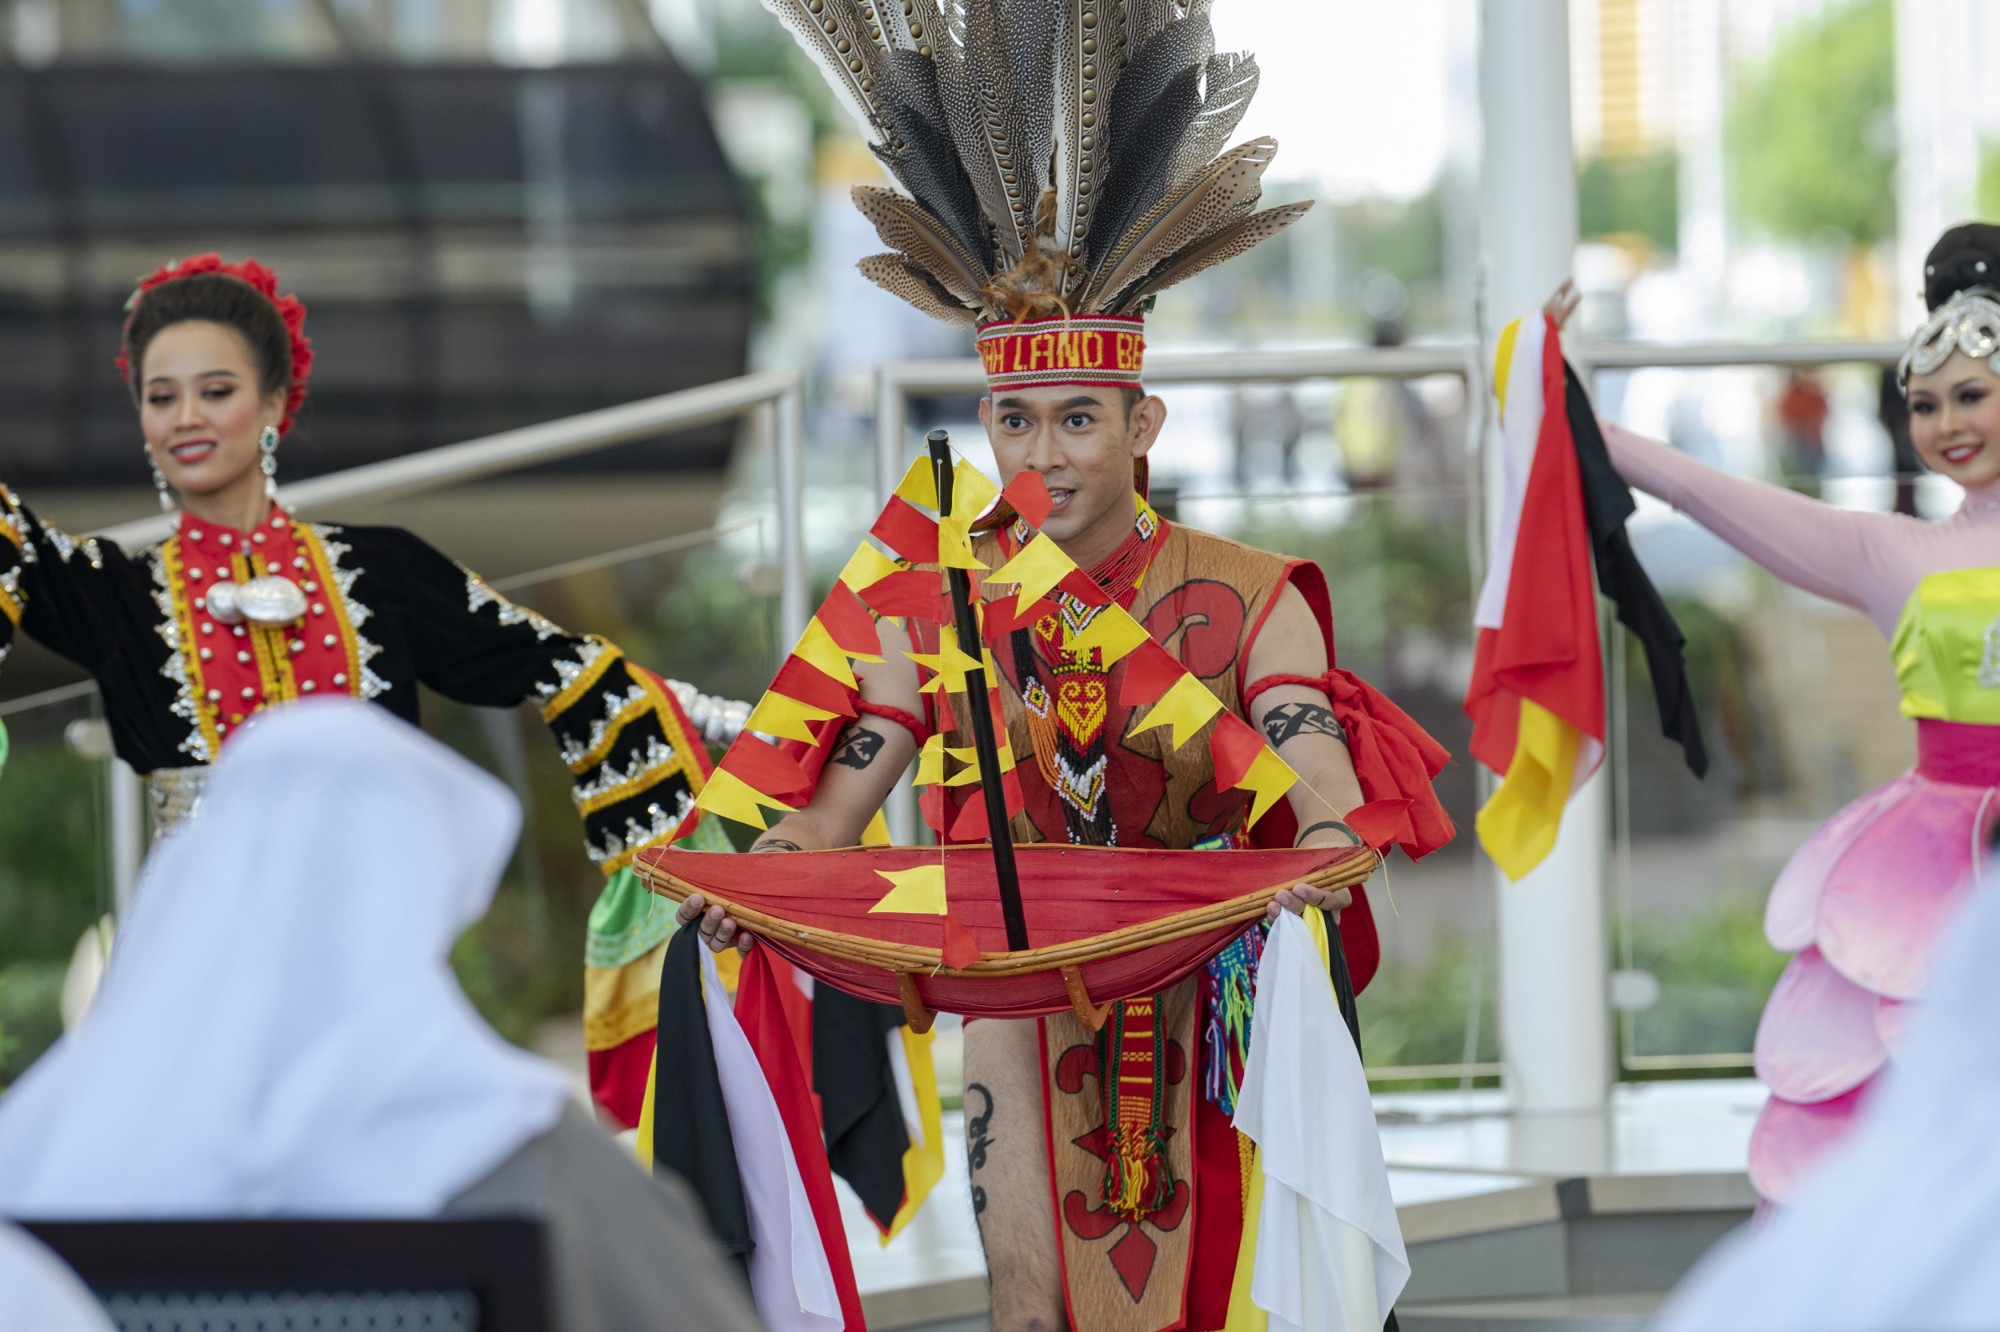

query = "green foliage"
(1624, 897), (1787, 1059)
(1578, 152), (1679, 251)
(1726, 0), (1896, 246)
(0, 962), (65, 1090)
(1977, 142), (2000, 225)
(1333, 192), (1447, 293)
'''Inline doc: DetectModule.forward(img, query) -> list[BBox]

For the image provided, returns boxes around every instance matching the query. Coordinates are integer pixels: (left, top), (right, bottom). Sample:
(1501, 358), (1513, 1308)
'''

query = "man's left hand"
(1268, 882), (1353, 920)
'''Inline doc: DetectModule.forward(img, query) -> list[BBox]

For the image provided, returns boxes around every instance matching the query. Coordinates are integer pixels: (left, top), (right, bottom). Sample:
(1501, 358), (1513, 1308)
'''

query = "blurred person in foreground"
(1548, 221), (2000, 1209)
(0, 699), (761, 1332)
(0, 1224), (114, 1331)
(0, 254), (747, 1124)
(1653, 839), (2000, 1331)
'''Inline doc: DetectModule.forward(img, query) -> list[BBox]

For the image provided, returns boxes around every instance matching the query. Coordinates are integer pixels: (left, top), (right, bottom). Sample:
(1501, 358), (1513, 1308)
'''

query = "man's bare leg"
(963, 1017), (1066, 1332)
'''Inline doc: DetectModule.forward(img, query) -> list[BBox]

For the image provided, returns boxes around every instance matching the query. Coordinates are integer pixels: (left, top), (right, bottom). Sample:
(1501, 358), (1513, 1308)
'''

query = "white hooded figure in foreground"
(0, 699), (759, 1331)
(1656, 853), (2000, 1332)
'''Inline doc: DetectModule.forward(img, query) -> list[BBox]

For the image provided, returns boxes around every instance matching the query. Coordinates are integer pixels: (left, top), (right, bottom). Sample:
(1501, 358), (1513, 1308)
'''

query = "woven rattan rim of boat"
(633, 845), (1379, 978)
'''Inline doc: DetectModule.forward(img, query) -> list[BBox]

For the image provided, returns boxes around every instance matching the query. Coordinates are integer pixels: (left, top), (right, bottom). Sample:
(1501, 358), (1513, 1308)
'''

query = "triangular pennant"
(769, 654), (859, 716)
(817, 581), (884, 661)
(1208, 711), (1266, 793)
(917, 783), (951, 834)
(949, 792), (989, 841)
(894, 455), (939, 510)
(718, 734), (815, 800)
(951, 458), (1001, 523)
(695, 765), (798, 830)
(837, 541), (901, 595)
(940, 913), (982, 969)
(1067, 605), (1151, 666)
(981, 592), (1056, 644)
(944, 744), (984, 786)
(871, 496), (941, 564)
(1345, 798), (1414, 853)
(907, 629), (982, 695)
(869, 864), (947, 915)
(1127, 672), (1224, 749)
(1116, 640), (1189, 709)
(1236, 746), (1299, 829)
(914, 733), (948, 786)
(746, 691), (841, 744)
(858, 570), (950, 623)
(1001, 471), (1054, 529)
(936, 513), (987, 570)
(985, 533), (1073, 615)
(794, 617), (859, 689)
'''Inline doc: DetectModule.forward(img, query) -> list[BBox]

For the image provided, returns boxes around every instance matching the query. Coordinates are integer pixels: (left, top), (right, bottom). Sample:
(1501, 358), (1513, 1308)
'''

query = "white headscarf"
(1656, 866), (2000, 1331)
(0, 1224), (114, 1331)
(0, 699), (569, 1218)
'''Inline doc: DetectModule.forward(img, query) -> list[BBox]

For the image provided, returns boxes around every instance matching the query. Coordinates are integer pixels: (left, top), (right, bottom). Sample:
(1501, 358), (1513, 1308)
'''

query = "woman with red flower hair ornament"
(0, 254), (748, 1123)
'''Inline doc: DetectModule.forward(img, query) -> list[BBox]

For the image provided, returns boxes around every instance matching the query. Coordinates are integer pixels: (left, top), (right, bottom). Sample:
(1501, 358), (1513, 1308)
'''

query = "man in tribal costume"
(681, 1), (1454, 1326)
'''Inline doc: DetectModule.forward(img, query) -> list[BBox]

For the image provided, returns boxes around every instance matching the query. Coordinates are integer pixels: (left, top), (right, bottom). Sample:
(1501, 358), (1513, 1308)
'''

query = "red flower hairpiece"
(116, 253), (315, 437)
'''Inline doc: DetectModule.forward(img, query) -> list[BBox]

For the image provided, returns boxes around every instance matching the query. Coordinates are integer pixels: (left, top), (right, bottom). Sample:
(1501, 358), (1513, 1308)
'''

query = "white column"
(1895, 0), (1982, 330)
(1477, 0), (1613, 1114)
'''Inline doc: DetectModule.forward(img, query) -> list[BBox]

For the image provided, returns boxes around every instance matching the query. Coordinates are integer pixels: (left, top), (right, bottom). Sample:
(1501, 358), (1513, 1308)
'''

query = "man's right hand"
(675, 892), (753, 955)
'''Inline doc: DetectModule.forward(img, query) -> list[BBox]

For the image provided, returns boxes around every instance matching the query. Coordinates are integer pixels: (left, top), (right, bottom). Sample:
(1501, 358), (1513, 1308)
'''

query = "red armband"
(855, 698), (933, 745)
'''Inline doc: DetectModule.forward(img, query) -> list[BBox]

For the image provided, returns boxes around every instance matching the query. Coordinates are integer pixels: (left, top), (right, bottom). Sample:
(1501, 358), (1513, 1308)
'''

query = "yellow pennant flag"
(745, 690), (840, 743)
(869, 863), (948, 915)
(1068, 604), (1153, 666)
(936, 512), (987, 570)
(1128, 672), (1224, 749)
(914, 733), (948, 785)
(951, 458), (1000, 521)
(985, 532), (1073, 614)
(793, 617), (859, 689)
(838, 541), (902, 595)
(907, 628), (982, 694)
(894, 456), (939, 510)
(1234, 746), (1299, 829)
(695, 766), (798, 830)
(945, 744), (984, 786)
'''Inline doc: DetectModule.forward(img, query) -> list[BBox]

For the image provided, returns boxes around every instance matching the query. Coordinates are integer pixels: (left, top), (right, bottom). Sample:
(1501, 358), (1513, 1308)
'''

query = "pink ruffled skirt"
(1749, 718), (2000, 1202)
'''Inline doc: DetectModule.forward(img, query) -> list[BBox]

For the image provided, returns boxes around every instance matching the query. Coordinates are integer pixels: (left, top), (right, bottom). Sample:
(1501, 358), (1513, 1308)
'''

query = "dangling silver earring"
(259, 425), (280, 500)
(146, 444), (174, 513)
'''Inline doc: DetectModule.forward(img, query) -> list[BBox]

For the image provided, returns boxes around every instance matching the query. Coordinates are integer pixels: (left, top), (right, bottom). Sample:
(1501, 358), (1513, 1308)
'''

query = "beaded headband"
(116, 253), (314, 436)
(1899, 285), (2000, 392)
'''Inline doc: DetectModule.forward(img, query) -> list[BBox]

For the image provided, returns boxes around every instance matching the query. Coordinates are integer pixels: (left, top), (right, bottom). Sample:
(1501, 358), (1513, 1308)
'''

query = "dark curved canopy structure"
(0, 58), (752, 486)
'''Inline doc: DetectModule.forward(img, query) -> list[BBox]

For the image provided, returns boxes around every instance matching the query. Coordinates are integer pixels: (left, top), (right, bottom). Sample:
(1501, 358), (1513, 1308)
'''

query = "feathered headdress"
(768, 0), (1310, 388)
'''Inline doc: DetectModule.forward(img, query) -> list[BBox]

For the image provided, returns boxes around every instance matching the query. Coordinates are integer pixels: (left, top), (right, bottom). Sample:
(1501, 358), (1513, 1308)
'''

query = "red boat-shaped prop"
(633, 841), (1377, 1031)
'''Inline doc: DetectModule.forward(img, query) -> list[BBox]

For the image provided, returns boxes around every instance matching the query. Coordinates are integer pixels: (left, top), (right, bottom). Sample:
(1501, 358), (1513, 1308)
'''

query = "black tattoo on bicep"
(965, 1081), (997, 1216)
(751, 838), (803, 853)
(1261, 702), (1346, 749)
(831, 725), (886, 771)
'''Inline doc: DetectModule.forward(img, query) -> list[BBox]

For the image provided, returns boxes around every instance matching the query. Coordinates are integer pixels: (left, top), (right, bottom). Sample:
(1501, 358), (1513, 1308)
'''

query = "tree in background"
(1727, 0), (1896, 247)
(1577, 151), (1679, 253)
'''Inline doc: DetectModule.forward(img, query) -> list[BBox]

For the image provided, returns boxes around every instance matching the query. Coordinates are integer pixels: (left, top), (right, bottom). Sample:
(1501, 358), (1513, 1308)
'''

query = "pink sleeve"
(1602, 422), (1907, 631)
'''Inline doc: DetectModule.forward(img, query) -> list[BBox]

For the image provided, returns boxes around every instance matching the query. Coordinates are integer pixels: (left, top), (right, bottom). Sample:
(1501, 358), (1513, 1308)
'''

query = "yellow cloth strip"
(882, 1025), (946, 1244)
(583, 936), (671, 1051)
(1475, 698), (1583, 881)
(1492, 316), (1523, 421)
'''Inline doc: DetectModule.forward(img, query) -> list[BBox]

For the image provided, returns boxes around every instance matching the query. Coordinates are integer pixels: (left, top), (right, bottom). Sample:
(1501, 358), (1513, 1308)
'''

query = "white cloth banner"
(699, 948), (841, 1332)
(1235, 911), (1409, 1332)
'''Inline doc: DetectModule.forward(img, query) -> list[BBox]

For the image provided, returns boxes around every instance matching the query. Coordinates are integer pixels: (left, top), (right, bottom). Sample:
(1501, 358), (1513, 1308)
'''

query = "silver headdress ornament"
(758, 0), (1312, 324)
(1899, 284), (2000, 391)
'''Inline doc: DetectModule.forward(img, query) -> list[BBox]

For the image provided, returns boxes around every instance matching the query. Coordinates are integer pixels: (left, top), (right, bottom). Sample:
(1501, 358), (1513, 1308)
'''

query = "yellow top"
(1894, 566), (2000, 723)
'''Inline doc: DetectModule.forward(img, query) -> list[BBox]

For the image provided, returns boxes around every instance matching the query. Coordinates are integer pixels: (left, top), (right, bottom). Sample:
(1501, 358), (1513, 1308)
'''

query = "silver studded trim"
(589, 786), (697, 867)
(666, 678), (752, 746)
(572, 734), (679, 806)
(149, 547), (211, 763)
(560, 683), (649, 768)
(463, 565), (564, 641)
(1901, 285), (2000, 388)
(311, 525), (390, 700)
(535, 636), (611, 707)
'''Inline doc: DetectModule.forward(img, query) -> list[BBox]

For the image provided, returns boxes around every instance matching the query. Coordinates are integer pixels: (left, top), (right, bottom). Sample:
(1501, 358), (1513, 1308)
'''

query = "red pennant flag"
(671, 806), (702, 843)
(983, 594), (1057, 642)
(768, 655), (859, 717)
(718, 735), (814, 800)
(1345, 798), (1416, 853)
(949, 793), (988, 841)
(941, 913), (982, 970)
(871, 496), (941, 564)
(1058, 567), (1107, 604)
(1116, 641), (1187, 708)
(918, 784), (952, 835)
(1001, 471), (1054, 529)
(1000, 765), (1027, 818)
(1208, 711), (1266, 792)
(860, 570), (951, 623)
(817, 580), (880, 658)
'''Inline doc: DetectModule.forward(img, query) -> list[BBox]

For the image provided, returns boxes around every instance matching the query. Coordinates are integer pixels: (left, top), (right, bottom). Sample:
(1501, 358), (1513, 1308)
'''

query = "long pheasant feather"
(757, 0), (888, 144)
(858, 253), (980, 324)
(852, 184), (989, 304)
(1111, 200), (1312, 312)
(1085, 135), (1276, 309)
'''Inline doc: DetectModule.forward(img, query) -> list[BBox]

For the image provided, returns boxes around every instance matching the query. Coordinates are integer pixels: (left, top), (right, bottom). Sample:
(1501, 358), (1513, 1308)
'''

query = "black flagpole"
(927, 429), (1029, 953)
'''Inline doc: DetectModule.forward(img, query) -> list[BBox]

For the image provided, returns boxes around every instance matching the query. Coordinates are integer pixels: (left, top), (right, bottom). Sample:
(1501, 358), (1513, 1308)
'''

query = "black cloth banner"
(812, 986), (912, 1230)
(653, 924), (753, 1283)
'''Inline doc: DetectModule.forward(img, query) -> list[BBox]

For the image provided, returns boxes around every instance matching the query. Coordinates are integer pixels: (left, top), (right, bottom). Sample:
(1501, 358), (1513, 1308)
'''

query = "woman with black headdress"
(1554, 224), (2000, 1207)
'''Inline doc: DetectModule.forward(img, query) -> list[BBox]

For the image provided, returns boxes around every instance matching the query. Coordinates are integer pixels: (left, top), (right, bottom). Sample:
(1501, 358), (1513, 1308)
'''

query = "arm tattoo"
(751, 837), (803, 853)
(1261, 702), (1346, 749)
(1297, 819), (1364, 847)
(965, 1082), (997, 1216)
(831, 724), (886, 771)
